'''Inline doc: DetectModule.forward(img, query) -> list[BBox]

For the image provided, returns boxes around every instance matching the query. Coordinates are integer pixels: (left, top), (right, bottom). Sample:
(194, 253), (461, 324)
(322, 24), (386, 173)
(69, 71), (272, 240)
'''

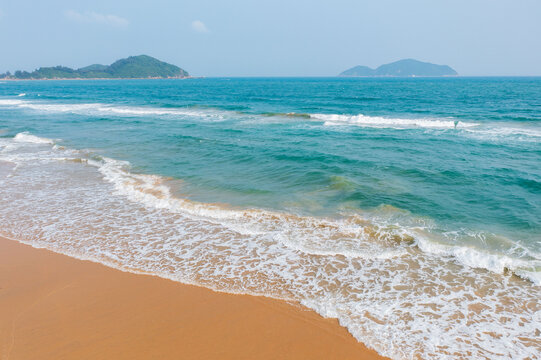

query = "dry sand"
(0, 236), (386, 360)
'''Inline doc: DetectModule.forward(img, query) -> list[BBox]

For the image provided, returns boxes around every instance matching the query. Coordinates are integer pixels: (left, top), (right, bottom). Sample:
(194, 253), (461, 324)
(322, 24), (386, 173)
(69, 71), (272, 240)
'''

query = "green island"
(339, 59), (457, 77)
(0, 55), (189, 80)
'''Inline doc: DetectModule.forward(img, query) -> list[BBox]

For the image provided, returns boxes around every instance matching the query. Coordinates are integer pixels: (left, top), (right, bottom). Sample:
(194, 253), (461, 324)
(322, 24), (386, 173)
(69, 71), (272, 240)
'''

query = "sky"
(0, 0), (540, 76)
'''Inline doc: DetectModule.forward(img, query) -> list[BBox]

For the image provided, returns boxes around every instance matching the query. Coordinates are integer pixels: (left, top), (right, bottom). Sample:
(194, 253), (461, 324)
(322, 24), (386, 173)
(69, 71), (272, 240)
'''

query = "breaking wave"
(2, 98), (541, 143)
(310, 113), (479, 129)
(0, 99), (231, 120)
(14, 131), (55, 144)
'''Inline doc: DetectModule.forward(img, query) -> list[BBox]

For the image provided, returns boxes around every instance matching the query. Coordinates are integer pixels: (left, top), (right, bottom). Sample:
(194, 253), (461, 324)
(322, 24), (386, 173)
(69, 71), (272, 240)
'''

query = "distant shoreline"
(0, 76), (198, 81)
(336, 75), (459, 78)
(1, 75), (539, 81)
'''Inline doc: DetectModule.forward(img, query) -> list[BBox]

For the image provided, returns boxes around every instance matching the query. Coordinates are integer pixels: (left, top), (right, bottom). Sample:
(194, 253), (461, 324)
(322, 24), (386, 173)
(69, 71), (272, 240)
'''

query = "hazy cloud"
(65, 10), (129, 27)
(191, 20), (209, 33)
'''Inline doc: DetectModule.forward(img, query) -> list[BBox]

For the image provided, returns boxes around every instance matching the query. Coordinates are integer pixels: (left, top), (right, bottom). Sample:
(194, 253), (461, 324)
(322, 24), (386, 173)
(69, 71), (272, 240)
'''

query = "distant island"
(339, 59), (457, 77)
(0, 55), (189, 80)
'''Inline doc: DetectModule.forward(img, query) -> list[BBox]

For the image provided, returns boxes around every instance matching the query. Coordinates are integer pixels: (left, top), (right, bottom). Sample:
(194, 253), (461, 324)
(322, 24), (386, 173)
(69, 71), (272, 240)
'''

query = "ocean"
(0, 77), (539, 359)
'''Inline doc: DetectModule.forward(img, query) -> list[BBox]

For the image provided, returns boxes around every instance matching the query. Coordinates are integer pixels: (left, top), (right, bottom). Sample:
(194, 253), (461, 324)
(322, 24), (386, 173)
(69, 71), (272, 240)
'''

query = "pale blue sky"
(0, 0), (540, 76)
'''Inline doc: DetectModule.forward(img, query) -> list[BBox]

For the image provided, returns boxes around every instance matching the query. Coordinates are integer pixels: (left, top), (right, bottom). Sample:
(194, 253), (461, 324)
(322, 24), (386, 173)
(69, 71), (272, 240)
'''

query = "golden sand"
(0, 237), (386, 360)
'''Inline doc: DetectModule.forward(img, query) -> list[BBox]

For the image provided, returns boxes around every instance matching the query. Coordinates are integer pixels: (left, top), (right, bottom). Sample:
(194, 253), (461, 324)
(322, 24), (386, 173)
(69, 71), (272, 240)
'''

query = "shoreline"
(0, 76), (199, 81)
(0, 236), (387, 360)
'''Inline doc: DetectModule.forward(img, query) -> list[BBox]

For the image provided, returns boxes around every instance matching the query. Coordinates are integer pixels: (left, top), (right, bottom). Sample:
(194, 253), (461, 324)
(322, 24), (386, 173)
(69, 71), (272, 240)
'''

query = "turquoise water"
(1, 78), (540, 252)
(0, 78), (540, 359)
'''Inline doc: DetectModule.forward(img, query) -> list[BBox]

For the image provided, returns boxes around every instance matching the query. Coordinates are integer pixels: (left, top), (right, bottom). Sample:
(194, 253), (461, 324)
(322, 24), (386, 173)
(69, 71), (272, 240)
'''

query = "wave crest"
(13, 132), (55, 144)
(311, 113), (479, 129)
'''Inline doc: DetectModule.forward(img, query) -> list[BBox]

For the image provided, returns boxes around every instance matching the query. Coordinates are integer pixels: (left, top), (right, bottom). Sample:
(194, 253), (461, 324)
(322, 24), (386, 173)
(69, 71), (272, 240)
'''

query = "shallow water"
(0, 78), (540, 359)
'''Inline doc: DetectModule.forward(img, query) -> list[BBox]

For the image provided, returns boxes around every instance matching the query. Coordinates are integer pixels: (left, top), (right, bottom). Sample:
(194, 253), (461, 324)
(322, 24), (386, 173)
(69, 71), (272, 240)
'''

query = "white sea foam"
(461, 125), (541, 142)
(311, 113), (480, 129)
(0, 133), (539, 360)
(13, 132), (55, 144)
(0, 99), (25, 106)
(414, 231), (541, 286)
(310, 112), (541, 143)
(0, 98), (230, 120)
(17, 93), (26, 97)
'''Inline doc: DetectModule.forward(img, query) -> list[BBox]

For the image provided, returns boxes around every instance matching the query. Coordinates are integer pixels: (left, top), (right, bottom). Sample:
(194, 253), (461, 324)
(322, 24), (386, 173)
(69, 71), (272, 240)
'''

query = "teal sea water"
(0, 78), (540, 359)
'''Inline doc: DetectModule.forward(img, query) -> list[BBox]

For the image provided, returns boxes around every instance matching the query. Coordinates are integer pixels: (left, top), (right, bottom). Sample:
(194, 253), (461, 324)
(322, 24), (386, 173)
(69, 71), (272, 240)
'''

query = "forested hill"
(1, 55), (189, 79)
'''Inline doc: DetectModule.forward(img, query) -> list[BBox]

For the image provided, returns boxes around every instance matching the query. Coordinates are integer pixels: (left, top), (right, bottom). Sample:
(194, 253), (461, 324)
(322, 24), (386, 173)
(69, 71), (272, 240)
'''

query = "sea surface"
(0, 77), (540, 359)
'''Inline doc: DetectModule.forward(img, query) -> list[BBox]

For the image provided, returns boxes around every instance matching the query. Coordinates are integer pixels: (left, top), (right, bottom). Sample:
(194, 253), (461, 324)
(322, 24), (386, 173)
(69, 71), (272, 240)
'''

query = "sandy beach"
(0, 236), (386, 360)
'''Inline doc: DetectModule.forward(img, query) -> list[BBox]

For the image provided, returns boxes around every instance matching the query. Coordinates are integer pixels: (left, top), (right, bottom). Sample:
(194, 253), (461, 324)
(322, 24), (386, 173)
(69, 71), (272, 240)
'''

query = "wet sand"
(0, 236), (386, 360)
